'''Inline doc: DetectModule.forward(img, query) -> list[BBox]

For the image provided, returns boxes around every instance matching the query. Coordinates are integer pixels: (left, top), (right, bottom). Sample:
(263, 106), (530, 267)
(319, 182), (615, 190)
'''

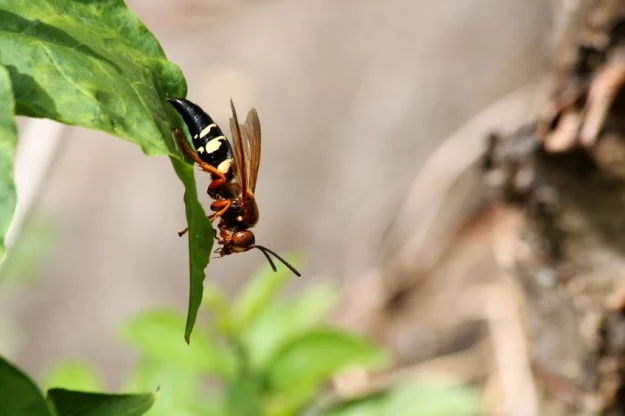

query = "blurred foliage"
(44, 360), (105, 392)
(0, 215), (60, 361)
(43, 259), (481, 416)
(326, 381), (481, 416)
(120, 258), (389, 416)
(0, 64), (16, 260)
(0, 355), (155, 416)
(0, 215), (59, 287)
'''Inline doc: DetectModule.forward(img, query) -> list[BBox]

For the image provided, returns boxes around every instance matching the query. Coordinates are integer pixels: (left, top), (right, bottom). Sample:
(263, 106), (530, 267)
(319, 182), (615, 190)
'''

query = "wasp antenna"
(255, 246), (277, 272)
(255, 245), (301, 277)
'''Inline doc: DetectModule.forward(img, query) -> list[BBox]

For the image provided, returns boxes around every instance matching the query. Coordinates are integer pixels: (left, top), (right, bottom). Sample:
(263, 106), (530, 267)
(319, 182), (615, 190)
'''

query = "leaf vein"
(38, 41), (100, 107)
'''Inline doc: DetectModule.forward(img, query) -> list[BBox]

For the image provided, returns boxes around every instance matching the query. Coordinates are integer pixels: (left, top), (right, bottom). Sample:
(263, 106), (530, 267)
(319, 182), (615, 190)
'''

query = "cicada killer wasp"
(168, 97), (301, 277)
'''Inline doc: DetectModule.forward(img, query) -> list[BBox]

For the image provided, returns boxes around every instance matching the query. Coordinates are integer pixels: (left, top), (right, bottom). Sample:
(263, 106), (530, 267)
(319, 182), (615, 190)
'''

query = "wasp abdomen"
(168, 97), (234, 175)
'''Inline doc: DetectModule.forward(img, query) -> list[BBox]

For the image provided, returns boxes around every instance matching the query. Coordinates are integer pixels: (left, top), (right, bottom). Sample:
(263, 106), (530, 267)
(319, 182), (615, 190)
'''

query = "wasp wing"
(229, 99), (248, 203)
(242, 108), (262, 193)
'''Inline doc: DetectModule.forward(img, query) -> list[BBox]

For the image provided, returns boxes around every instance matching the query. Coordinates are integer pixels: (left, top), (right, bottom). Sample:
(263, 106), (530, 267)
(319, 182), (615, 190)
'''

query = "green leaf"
(224, 379), (263, 416)
(264, 386), (320, 416)
(124, 361), (209, 416)
(171, 159), (213, 344)
(324, 393), (389, 416)
(325, 382), (480, 416)
(0, 65), (16, 261)
(47, 389), (155, 416)
(120, 308), (234, 377)
(0, 355), (50, 416)
(231, 254), (301, 331)
(202, 283), (233, 334)
(265, 329), (388, 392)
(0, 0), (185, 154)
(44, 361), (103, 392)
(0, 0), (213, 342)
(244, 284), (338, 370)
(383, 381), (480, 416)
(0, 215), (59, 286)
(0, 318), (19, 359)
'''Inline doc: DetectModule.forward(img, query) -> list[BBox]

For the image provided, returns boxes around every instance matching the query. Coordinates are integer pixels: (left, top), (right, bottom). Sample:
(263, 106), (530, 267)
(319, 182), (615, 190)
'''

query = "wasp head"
(217, 230), (301, 277)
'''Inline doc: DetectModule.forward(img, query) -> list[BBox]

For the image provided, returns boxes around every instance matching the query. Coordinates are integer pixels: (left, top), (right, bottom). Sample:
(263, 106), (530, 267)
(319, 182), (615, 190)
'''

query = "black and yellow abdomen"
(168, 98), (234, 176)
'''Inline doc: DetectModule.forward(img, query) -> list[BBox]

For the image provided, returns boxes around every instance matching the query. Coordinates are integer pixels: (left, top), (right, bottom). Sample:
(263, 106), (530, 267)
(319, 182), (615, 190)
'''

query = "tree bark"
(485, 1), (625, 414)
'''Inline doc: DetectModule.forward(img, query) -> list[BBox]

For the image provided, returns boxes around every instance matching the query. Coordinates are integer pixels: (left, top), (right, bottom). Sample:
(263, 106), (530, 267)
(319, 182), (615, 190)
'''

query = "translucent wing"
(229, 99), (248, 202)
(242, 108), (262, 193)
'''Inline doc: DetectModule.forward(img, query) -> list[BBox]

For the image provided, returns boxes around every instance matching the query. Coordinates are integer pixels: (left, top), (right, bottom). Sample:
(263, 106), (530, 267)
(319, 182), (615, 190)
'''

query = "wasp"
(168, 97), (301, 277)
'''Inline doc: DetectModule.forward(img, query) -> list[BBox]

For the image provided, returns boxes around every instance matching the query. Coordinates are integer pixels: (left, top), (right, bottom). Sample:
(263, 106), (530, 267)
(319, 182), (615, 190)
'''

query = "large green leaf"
(0, 65), (16, 261)
(0, 355), (49, 416)
(47, 389), (155, 416)
(0, 0), (183, 154)
(265, 329), (388, 392)
(0, 0), (213, 340)
(120, 308), (234, 377)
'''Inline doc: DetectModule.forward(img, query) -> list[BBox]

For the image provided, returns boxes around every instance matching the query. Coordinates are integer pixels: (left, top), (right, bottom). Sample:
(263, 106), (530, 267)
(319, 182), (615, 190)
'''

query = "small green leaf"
(231, 254), (301, 330)
(384, 381), (480, 416)
(171, 159), (213, 344)
(326, 382), (480, 416)
(264, 386), (320, 416)
(224, 379), (263, 416)
(265, 329), (388, 392)
(0, 65), (16, 261)
(47, 389), (155, 416)
(202, 283), (233, 334)
(124, 361), (208, 416)
(44, 361), (103, 392)
(120, 308), (234, 377)
(324, 392), (389, 416)
(0, 355), (50, 416)
(244, 284), (338, 370)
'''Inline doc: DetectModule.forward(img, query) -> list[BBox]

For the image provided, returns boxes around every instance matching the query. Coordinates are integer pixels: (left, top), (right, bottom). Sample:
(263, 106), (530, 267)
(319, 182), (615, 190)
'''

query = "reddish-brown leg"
(173, 129), (227, 180)
(208, 177), (227, 193)
(209, 199), (231, 222)
(218, 226), (230, 242)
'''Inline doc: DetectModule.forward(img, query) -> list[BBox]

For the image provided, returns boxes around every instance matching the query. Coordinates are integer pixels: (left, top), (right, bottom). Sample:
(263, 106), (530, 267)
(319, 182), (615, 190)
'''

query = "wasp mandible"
(168, 97), (301, 277)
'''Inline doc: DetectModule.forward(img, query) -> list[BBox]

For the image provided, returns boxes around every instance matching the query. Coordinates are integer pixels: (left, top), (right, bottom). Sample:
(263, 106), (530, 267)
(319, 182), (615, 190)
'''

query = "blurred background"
(1, 0), (558, 413)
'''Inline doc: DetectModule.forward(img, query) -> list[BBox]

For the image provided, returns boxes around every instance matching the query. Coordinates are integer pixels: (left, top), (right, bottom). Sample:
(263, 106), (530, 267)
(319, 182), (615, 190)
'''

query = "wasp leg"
(177, 211), (223, 237)
(208, 177), (227, 193)
(177, 206), (228, 237)
(173, 129), (227, 180)
(209, 200), (232, 222)
(217, 225), (231, 241)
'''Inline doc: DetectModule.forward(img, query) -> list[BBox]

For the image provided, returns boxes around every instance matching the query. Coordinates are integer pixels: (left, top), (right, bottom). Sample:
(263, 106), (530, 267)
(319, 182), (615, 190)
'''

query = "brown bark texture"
(484, 1), (625, 414)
